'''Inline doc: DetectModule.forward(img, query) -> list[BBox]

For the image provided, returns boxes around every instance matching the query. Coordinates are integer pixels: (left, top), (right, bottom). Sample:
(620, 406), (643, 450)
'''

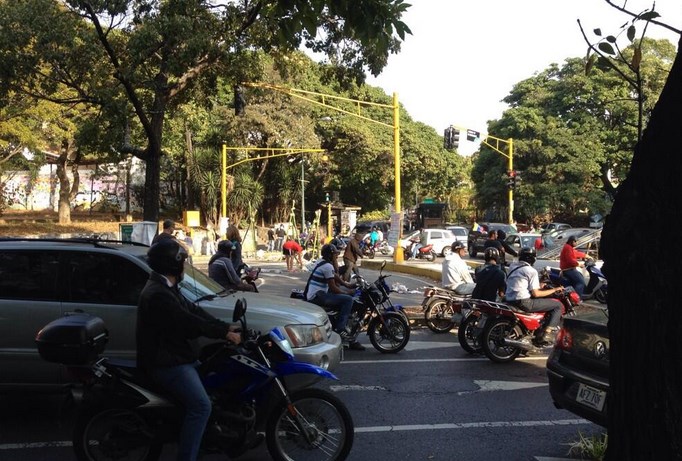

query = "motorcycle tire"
(367, 248), (375, 259)
(367, 312), (410, 353)
(424, 299), (455, 334)
(426, 251), (436, 262)
(266, 388), (354, 461)
(458, 313), (483, 354)
(73, 406), (162, 461)
(481, 318), (523, 363)
(595, 287), (607, 304)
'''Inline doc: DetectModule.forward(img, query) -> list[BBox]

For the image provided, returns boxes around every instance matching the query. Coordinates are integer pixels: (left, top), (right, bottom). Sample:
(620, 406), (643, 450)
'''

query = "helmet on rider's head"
(518, 246), (537, 266)
(451, 240), (466, 252)
(217, 240), (233, 254)
(497, 229), (506, 240)
(321, 244), (340, 261)
(148, 239), (187, 277)
(484, 247), (500, 263)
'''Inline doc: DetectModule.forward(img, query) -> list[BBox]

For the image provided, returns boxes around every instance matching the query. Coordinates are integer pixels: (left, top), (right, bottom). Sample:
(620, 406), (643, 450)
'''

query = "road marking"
(329, 385), (387, 392)
(354, 418), (590, 433)
(457, 380), (548, 395)
(342, 356), (547, 364)
(0, 441), (71, 450)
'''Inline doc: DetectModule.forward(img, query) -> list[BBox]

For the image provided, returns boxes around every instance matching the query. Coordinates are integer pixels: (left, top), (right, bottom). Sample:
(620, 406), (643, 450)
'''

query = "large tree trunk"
(601, 36), (682, 460)
(55, 139), (79, 225)
(142, 102), (165, 222)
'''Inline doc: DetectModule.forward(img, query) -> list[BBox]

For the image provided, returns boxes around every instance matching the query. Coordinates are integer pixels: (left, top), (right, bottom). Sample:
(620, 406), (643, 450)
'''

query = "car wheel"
(442, 246), (452, 257)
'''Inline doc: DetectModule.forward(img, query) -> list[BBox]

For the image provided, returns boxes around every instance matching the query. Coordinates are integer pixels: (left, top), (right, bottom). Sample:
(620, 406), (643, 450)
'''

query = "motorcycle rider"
(208, 240), (256, 292)
(442, 240), (476, 294)
(137, 239), (242, 461)
(504, 246), (564, 346)
(495, 229), (518, 266)
(306, 244), (365, 351)
(472, 247), (507, 302)
(559, 235), (587, 299)
(408, 228), (426, 259)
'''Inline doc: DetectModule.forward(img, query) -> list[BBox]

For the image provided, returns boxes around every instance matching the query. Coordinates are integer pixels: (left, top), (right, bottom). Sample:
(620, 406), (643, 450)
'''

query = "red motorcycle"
(404, 242), (437, 262)
(472, 287), (581, 363)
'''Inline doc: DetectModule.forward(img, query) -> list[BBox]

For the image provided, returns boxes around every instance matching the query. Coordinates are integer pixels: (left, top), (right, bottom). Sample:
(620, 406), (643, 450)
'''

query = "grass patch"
(566, 430), (608, 460)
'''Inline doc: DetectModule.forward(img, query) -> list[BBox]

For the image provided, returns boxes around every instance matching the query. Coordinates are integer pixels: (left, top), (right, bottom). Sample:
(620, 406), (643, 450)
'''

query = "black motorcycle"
(35, 299), (354, 461)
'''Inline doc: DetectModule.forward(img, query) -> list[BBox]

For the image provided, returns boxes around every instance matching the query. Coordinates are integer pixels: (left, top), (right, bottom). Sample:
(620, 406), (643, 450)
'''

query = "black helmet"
(484, 247), (500, 262)
(321, 243), (340, 261)
(451, 240), (466, 251)
(217, 240), (233, 254)
(518, 246), (537, 265)
(148, 239), (187, 277)
(497, 229), (506, 240)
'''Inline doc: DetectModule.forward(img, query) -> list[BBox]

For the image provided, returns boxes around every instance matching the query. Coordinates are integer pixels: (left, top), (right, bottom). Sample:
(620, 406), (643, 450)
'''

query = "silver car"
(0, 239), (342, 391)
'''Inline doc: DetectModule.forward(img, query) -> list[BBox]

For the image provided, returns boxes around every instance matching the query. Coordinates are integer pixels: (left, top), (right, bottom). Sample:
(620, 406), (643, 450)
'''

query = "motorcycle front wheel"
(458, 313), (483, 354)
(73, 406), (162, 461)
(425, 251), (436, 262)
(595, 287), (607, 304)
(266, 388), (354, 461)
(424, 299), (455, 333)
(368, 312), (410, 353)
(481, 318), (523, 363)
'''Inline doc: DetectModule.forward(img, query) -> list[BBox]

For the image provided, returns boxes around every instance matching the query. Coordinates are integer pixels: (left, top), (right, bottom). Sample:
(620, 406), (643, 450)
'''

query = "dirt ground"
(0, 210), (132, 237)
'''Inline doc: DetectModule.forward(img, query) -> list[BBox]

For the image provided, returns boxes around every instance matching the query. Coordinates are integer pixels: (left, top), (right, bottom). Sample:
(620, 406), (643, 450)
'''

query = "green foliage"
(566, 431), (607, 460)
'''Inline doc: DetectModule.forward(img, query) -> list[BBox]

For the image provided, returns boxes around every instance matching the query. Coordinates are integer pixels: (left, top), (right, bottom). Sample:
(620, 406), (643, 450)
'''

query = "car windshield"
(520, 235), (540, 247)
(180, 263), (227, 302)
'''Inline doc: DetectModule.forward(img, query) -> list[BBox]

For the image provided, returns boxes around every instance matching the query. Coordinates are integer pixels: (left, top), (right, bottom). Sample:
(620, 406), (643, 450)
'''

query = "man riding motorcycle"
(504, 246), (563, 346)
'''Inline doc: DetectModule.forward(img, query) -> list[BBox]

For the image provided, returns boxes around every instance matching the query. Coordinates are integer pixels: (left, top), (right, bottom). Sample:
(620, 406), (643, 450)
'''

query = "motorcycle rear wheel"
(266, 388), (354, 461)
(368, 312), (410, 353)
(424, 299), (455, 334)
(458, 313), (483, 354)
(481, 318), (523, 363)
(73, 406), (162, 461)
(595, 287), (607, 304)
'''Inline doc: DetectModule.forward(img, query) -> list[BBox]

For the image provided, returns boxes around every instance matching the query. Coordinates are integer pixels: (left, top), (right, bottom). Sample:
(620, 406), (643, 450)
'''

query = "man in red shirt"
(283, 236), (303, 271)
(559, 235), (587, 299)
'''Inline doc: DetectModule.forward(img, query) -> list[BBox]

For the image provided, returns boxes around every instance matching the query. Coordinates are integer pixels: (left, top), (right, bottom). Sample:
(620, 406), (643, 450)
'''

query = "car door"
(60, 250), (149, 371)
(428, 230), (445, 254)
(0, 249), (62, 387)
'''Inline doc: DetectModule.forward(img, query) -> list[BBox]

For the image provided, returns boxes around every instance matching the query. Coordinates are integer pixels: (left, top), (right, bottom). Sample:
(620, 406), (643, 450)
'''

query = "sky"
(365, 0), (681, 154)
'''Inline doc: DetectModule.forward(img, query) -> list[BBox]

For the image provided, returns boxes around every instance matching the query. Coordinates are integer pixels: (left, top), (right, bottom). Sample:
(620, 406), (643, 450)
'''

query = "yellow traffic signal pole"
(221, 146), (324, 225)
(242, 83), (404, 262)
(480, 135), (514, 225)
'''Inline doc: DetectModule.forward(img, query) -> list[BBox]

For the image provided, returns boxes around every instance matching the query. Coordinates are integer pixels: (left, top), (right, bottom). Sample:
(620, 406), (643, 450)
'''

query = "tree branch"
(604, 0), (681, 35)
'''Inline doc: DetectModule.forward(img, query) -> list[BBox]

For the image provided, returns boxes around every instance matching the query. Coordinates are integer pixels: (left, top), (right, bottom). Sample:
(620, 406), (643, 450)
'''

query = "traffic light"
(506, 170), (516, 188)
(443, 126), (460, 150)
(234, 85), (246, 116)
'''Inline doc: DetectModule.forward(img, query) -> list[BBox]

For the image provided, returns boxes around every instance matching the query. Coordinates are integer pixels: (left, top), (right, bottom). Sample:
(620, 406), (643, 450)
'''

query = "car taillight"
(555, 328), (573, 350)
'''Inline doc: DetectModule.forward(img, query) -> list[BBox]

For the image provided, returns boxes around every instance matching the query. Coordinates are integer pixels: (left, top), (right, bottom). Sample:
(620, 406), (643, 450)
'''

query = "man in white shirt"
(442, 241), (476, 295)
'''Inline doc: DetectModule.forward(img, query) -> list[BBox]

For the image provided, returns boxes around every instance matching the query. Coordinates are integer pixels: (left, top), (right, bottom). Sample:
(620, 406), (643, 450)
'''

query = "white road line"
(342, 356), (547, 364)
(0, 419), (591, 451)
(457, 380), (548, 395)
(354, 419), (590, 433)
(329, 385), (387, 391)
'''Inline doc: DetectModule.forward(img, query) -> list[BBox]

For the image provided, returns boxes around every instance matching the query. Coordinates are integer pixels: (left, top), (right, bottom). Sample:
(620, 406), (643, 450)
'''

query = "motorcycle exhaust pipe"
(501, 338), (534, 351)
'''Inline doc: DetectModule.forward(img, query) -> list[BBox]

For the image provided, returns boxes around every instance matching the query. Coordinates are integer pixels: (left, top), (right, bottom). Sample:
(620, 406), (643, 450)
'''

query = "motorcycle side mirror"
(233, 298), (247, 323)
(380, 260), (387, 274)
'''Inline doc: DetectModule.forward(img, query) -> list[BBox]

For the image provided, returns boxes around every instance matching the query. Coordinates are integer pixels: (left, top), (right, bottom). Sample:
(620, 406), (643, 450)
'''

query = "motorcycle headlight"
(284, 324), (324, 348)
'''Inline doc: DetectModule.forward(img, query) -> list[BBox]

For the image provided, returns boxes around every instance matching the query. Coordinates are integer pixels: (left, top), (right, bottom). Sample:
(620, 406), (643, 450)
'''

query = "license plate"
(576, 383), (606, 412)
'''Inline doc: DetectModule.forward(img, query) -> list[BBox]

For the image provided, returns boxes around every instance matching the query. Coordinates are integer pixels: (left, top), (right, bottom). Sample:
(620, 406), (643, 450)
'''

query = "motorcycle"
(35, 299), (354, 461)
(377, 240), (394, 256)
(547, 260), (607, 304)
(403, 242), (437, 262)
(421, 286), (472, 334)
(359, 237), (375, 259)
(477, 287), (582, 363)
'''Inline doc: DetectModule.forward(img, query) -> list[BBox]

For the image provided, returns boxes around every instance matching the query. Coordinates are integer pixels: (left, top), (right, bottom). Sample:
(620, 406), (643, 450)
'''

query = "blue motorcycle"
(36, 299), (354, 461)
(547, 259), (608, 304)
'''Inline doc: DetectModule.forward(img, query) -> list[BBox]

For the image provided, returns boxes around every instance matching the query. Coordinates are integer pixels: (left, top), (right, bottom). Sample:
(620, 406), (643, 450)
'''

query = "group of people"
(441, 235), (564, 347)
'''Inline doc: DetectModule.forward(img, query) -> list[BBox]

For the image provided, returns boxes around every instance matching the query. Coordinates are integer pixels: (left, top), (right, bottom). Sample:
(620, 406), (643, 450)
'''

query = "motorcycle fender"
(274, 361), (339, 381)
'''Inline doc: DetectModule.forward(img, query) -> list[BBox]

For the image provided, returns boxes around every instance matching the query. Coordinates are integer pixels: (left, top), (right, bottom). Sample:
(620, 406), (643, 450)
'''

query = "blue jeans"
(150, 362), (211, 461)
(411, 243), (422, 259)
(563, 268), (586, 298)
(312, 291), (354, 333)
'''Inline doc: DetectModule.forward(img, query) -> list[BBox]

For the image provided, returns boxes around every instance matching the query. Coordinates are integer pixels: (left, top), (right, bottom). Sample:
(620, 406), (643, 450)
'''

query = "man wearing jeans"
(137, 239), (242, 461)
(306, 244), (365, 351)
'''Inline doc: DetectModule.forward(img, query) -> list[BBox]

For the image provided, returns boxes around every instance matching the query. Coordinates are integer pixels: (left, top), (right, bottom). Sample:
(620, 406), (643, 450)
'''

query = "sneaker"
(346, 341), (366, 351)
(338, 330), (352, 342)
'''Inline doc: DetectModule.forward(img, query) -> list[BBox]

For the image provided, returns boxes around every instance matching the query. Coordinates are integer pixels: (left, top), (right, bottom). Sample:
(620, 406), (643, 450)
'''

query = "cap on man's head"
(163, 219), (175, 230)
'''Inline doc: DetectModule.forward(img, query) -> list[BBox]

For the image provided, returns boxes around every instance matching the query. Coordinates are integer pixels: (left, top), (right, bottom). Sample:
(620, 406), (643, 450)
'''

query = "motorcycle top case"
(35, 314), (108, 365)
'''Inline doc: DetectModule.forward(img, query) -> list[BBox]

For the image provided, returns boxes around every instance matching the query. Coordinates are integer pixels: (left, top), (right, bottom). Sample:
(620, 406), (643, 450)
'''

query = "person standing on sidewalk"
(267, 226), (275, 252)
(275, 225), (286, 251)
(342, 230), (364, 282)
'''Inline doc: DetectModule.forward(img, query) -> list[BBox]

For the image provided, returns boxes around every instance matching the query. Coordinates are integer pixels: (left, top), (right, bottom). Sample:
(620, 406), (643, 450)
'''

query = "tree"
(0, 0), (412, 222)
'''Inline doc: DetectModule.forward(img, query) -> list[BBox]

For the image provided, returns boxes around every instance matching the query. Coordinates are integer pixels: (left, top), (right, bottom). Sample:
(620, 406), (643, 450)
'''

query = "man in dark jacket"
(137, 239), (242, 461)
(472, 247), (507, 302)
